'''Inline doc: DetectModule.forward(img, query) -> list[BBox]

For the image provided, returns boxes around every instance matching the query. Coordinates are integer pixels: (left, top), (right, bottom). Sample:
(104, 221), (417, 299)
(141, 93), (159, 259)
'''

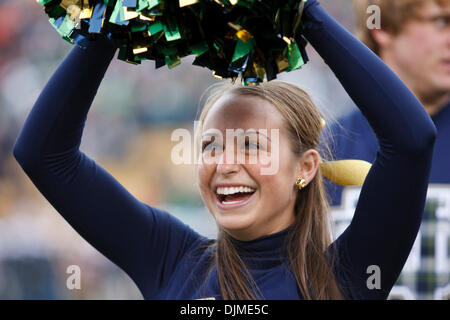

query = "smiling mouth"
(215, 186), (256, 209)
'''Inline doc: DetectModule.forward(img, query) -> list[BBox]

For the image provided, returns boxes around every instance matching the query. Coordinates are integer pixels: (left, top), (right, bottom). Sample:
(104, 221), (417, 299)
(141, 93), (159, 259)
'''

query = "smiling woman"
(13, 0), (436, 300)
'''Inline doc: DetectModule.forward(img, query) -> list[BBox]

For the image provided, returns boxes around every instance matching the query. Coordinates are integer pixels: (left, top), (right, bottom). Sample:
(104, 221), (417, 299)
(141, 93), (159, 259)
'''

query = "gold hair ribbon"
(319, 118), (372, 186)
(320, 160), (372, 186)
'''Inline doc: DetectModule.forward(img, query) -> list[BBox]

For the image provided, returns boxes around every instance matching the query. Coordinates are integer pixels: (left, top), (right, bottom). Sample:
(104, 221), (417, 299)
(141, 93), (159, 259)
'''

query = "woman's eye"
(244, 140), (262, 150)
(202, 142), (220, 152)
(433, 16), (450, 29)
(247, 141), (258, 149)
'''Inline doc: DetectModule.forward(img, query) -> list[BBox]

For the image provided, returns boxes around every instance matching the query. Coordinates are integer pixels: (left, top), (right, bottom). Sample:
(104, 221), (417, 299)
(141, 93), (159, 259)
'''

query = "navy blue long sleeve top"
(13, 2), (437, 299)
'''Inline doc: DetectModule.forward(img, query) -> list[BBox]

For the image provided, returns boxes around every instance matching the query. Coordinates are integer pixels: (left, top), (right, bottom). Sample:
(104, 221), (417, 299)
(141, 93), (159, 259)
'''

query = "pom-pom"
(38, 0), (310, 84)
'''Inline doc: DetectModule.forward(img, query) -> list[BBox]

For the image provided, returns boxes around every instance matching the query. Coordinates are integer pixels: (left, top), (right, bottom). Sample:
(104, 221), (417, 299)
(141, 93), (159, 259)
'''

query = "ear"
(296, 149), (320, 186)
(371, 28), (394, 51)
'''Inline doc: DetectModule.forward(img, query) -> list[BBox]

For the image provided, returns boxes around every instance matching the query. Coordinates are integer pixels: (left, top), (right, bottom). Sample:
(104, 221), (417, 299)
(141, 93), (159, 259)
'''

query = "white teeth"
(216, 186), (255, 195)
(222, 200), (241, 205)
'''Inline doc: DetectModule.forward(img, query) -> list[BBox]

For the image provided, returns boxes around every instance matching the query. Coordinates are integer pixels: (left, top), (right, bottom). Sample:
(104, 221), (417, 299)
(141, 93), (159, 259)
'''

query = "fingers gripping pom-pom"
(38, 0), (310, 84)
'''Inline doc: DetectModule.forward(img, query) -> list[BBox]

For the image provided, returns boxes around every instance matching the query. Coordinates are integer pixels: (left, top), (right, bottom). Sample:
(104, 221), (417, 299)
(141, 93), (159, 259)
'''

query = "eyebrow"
(201, 132), (220, 139)
(201, 129), (272, 142)
(245, 129), (272, 142)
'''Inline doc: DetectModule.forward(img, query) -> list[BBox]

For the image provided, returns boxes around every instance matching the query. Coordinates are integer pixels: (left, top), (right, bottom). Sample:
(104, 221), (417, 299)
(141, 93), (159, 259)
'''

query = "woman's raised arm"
(12, 36), (203, 299)
(302, 1), (437, 299)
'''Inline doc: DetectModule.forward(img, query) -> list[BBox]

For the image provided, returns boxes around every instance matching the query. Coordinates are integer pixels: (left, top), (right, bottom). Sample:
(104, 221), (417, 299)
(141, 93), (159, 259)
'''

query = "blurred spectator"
(327, 0), (450, 299)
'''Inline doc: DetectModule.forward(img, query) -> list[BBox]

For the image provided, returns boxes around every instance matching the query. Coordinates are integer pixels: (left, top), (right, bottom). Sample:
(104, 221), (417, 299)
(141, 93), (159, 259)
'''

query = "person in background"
(327, 0), (450, 299)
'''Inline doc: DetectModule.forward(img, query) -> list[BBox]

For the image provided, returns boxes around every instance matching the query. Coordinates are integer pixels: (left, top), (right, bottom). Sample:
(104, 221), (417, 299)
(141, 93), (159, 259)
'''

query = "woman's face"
(197, 93), (316, 241)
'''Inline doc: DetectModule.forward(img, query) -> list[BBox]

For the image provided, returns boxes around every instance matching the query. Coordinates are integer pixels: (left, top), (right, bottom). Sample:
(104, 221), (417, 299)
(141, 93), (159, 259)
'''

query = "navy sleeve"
(12, 37), (203, 299)
(302, 2), (437, 298)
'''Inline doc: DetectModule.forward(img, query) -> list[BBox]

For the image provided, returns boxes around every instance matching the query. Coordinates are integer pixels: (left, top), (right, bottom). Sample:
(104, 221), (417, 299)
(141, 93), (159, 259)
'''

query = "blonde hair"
(354, 0), (450, 55)
(196, 81), (343, 300)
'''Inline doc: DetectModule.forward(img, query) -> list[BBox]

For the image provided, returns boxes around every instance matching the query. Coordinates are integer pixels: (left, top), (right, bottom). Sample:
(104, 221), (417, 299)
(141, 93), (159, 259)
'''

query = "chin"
(214, 211), (257, 236)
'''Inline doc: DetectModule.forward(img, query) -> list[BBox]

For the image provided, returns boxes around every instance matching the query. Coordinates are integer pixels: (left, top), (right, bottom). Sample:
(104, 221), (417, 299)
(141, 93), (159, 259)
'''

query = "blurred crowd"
(0, 0), (354, 299)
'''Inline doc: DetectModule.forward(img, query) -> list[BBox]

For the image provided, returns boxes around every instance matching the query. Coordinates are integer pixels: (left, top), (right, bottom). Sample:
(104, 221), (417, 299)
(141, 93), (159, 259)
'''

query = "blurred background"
(0, 0), (356, 299)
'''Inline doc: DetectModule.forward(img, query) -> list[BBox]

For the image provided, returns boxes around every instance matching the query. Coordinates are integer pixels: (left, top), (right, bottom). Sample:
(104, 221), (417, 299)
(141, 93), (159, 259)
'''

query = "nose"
(216, 147), (240, 175)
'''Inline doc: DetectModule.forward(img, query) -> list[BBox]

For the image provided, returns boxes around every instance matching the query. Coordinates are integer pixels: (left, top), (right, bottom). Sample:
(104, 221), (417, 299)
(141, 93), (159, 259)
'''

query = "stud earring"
(296, 177), (307, 190)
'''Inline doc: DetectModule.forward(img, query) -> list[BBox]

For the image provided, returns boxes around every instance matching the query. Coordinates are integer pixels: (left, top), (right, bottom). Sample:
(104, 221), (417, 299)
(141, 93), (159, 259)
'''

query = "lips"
(213, 184), (257, 211)
(215, 191), (256, 210)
